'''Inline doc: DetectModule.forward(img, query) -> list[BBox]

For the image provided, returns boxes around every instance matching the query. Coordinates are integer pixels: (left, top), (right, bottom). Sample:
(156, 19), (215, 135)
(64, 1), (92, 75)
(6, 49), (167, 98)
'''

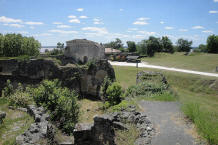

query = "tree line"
(104, 35), (218, 57)
(0, 33), (41, 57)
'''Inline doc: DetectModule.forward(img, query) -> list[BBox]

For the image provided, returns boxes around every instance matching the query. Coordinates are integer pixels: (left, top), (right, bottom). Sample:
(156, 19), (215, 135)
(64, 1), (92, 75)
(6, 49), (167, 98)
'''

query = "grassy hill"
(141, 52), (218, 73)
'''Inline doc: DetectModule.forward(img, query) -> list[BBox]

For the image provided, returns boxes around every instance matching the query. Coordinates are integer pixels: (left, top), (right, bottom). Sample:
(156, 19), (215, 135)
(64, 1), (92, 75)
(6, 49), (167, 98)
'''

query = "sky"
(0, 0), (218, 46)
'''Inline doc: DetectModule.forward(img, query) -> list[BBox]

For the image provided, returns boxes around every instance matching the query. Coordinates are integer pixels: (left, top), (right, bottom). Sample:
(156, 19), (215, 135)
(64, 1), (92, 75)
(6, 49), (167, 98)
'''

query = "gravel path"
(109, 61), (218, 78)
(139, 100), (202, 145)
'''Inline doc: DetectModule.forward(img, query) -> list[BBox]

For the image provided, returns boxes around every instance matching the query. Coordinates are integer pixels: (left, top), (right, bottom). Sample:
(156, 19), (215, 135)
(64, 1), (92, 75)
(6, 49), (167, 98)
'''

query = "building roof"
(105, 48), (121, 54)
(126, 55), (140, 59)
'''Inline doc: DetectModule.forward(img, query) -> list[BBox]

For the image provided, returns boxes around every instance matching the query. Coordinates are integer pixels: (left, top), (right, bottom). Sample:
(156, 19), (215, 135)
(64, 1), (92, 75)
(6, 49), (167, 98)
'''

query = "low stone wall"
(73, 106), (154, 145)
(0, 58), (115, 98)
(16, 105), (55, 145)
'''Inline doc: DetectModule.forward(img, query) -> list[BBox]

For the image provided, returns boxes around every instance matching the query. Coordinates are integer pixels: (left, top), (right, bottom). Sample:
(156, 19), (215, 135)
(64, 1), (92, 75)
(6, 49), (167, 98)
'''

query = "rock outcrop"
(73, 106), (154, 145)
(16, 105), (55, 145)
(0, 57), (115, 98)
(0, 111), (6, 124)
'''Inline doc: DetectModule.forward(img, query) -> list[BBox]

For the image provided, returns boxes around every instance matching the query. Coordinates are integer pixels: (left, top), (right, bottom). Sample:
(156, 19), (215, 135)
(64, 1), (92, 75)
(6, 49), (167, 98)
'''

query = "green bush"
(100, 76), (112, 100)
(105, 82), (123, 106)
(32, 79), (79, 134)
(1, 80), (13, 97)
(5, 83), (33, 108)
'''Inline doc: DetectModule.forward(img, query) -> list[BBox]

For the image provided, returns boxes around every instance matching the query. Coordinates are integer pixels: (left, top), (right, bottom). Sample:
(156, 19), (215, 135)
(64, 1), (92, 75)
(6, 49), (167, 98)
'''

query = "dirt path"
(109, 61), (218, 78)
(138, 100), (203, 145)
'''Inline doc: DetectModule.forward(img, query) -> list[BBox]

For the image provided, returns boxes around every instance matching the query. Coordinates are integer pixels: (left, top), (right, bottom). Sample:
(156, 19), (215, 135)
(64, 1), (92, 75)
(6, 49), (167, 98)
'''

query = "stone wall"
(64, 39), (105, 63)
(73, 106), (154, 145)
(0, 58), (115, 98)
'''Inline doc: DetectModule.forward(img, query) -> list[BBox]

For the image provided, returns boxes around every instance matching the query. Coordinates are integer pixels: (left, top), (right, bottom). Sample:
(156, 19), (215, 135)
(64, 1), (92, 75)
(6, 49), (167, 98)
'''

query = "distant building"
(105, 48), (121, 55)
(64, 39), (105, 63)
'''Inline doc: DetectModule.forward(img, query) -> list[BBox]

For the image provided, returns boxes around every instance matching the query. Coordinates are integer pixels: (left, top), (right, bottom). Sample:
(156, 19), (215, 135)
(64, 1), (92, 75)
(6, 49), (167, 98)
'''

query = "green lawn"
(141, 52), (218, 73)
(113, 65), (218, 144)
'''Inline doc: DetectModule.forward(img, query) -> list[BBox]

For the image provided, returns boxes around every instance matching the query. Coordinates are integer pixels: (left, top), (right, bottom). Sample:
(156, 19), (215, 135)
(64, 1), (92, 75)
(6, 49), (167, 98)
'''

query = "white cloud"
(165, 26), (174, 30)
(133, 17), (150, 25)
(17, 31), (29, 34)
(79, 16), (88, 19)
(127, 28), (138, 31)
(120, 9), (124, 11)
(93, 18), (103, 25)
(160, 21), (165, 24)
(192, 25), (204, 29)
(3, 23), (24, 28)
(202, 30), (213, 33)
(133, 21), (148, 25)
(82, 27), (108, 34)
(76, 8), (84, 12)
(69, 19), (80, 23)
(53, 22), (62, 25)
(214, 0), (218, 2)
(57, 25), (72, 28)
(25, 21), (43, 25)
(34, 33), (52, 37)
(49, 29), (78, 34)
(138, 31), (157, 36)
(209, 10), (218, 14)
(0, 16), (22, 23)
(29, 26), (35, 29)
(68, 15), (77, 19)
(179, 29), (188, 32)
(137, 17), (150, 21)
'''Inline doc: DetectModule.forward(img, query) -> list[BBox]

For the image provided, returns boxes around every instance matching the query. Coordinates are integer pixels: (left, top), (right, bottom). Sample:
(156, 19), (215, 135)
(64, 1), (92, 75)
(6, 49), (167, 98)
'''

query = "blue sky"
(0, 0), (218, 46)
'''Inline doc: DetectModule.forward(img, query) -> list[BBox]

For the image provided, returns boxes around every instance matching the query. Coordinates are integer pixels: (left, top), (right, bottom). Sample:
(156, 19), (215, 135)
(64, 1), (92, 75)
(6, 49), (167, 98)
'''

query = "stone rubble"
(16, 105), (55, 145)
(73, 105), (154, 145)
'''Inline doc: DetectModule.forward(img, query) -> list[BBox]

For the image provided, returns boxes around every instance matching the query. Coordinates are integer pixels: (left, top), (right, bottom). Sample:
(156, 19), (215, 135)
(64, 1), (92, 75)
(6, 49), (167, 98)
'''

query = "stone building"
(64, 39), (105, 63)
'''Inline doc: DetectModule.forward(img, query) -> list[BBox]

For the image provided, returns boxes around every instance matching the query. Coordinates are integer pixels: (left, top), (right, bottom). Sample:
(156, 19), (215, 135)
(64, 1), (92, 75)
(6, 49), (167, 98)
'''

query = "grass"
(0, 98), (34, 145)
(113, 65), (218, 144)
(115, 123), (140, 145)
(141, 52), (218, 73)
(78, 98), (104, 123)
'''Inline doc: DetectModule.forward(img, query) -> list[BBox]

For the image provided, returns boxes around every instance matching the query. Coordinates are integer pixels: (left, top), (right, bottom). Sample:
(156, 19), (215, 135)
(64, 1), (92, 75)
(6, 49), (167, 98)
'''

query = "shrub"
(1, 80), (13, 97)
(8, 83), (33, 108)
(106, 82), (123, 106)
(32, 79), (79, 134)
(100, 76), (112, 100)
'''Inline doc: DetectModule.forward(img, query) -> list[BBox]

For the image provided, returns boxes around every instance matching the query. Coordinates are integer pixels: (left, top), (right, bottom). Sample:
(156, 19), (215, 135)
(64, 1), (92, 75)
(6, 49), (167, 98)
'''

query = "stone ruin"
(64, 39), (105, 63)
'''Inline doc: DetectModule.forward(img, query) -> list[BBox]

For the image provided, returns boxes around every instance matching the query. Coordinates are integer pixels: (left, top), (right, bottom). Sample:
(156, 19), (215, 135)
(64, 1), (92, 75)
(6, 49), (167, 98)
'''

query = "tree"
(207, 35), (218, 53)
(57, 42), (64, 49)
(161, 36), (174, 53)
(0, 33), (3, 56)
(198, 44), (208, 52)
(146, 36), (162, 56)
(127, 41), (136, 52)
(137, 40), (147, 55)
(1, 33), (40, 57)
(176, 38), (192, 52)
(104, 38), (124, 51)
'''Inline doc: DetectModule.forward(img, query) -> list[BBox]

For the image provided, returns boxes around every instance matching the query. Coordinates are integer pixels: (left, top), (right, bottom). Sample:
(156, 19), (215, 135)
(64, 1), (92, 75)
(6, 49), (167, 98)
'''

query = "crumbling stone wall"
(73, 106), (154, 145)
(0, 58), (115, 98)
(64, 39), (105, 63)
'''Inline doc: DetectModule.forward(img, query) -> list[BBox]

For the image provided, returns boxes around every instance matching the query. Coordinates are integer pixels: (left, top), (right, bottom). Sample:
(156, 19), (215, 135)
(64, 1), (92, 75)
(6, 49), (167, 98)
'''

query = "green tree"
(198, 44), (208, 53)
(176, 38), (192, 52)
(127, 41), (136, 52)
(1, 33), (40, 57)
(146, 36), (162, 56)
(104, 38), (124, 51)
(137, 40), (147, 55)
(57, 42), (64, 49)
(161, 36), (174, 53)
(207, 35), (218, 53)
(0, 33), (3, 56)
